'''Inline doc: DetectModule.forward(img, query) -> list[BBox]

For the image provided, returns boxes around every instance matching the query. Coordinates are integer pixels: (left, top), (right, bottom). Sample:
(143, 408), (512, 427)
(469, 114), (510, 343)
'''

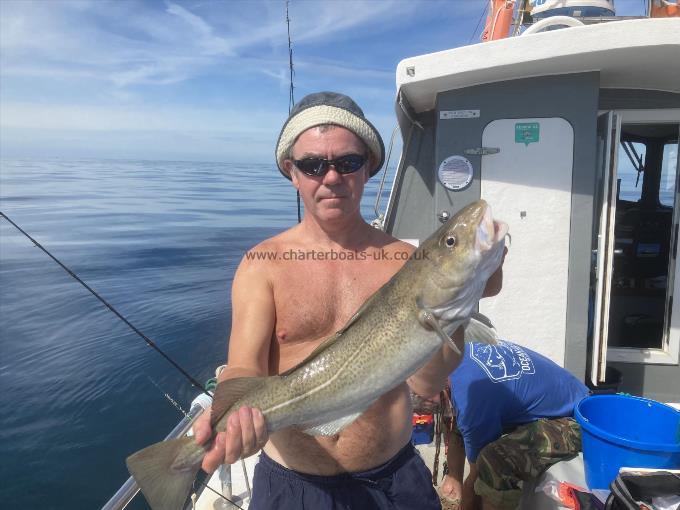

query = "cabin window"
(617, 142), (644, 204)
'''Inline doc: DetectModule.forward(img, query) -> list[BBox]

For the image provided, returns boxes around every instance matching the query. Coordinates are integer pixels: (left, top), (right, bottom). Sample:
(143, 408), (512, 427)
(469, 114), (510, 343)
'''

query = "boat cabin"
(383, 18), (680, 403)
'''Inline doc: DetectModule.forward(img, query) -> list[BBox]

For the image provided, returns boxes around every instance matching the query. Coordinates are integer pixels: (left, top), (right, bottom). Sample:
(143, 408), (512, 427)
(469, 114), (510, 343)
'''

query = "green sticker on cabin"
(515, 122), (540, 145)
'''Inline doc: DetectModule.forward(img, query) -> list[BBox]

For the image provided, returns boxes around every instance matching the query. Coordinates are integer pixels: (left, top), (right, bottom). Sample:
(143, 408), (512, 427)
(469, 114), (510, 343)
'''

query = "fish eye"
(445, 235), (456, 248)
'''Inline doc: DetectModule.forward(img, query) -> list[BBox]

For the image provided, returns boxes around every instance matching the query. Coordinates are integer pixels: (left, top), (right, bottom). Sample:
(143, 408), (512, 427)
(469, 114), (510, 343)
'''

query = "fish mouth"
(477, 204), (508, 251)
(493, 220), (509, 242)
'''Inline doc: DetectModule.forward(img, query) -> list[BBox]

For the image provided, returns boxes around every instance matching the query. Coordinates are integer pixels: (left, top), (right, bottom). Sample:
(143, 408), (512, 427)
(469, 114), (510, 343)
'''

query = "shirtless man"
(194, 91), (457, 509)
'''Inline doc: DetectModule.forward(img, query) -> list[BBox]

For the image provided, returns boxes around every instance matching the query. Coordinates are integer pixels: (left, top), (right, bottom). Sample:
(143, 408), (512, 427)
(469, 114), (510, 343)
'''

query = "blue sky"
(0, 0), (646, 163)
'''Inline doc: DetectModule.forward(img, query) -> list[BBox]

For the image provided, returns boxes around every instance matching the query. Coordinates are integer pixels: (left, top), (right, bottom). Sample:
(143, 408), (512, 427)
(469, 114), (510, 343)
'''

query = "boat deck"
(195, 455), (258, 509)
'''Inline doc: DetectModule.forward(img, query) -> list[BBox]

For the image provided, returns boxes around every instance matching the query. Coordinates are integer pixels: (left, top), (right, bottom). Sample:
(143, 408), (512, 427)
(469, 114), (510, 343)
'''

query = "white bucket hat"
(275, 91), (385, 180)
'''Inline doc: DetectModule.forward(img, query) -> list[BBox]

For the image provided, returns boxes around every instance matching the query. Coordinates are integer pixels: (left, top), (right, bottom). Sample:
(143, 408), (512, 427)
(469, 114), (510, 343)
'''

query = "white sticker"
(440, 110), (480, 119)
(438, 156), (473, 191)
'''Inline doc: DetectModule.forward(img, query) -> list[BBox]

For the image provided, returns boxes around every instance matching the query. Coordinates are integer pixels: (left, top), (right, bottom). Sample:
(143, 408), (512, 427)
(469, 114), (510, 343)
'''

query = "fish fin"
(302, 412), (363, 436)
(335, 293), (375, 335)
(211, 376), (267, 427)
(417, 305), (462, 355)
(464, 317), (499, 345)
(126, 436), (201, 510)
(470, 311), (495, 330)
(445, 335), (462, 355)
(278, 333), (344, 377)
(279, 327), (353, 377)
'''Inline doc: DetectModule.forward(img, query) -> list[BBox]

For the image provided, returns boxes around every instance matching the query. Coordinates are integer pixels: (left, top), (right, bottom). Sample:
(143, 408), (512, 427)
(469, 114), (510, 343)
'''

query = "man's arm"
(407, 326), (465, 399)
(193, 252), (276, 472)
(462, 462), (480, 510)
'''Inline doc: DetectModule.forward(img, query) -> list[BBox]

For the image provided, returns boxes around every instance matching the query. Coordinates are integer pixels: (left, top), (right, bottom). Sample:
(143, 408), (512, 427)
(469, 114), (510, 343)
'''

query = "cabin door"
(479, 117), (574, 364)
(590, 112), (619, 383)
(591, 110), (680, 393)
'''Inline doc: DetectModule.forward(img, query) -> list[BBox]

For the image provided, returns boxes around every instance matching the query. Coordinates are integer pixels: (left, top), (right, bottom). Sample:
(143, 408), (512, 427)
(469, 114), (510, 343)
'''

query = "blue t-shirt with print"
(449, 340), (589, 463)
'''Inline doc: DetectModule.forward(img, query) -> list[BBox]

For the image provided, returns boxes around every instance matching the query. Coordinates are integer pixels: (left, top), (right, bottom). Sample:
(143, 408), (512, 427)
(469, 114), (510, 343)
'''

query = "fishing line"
(0, 210), (211, 398)
(194, 478), (245, 510)
(146, 375), (190, 418)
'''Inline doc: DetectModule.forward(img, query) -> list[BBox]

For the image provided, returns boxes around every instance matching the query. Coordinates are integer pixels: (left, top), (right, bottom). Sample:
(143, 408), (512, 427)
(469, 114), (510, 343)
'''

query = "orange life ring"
(650, 0), (679, 17)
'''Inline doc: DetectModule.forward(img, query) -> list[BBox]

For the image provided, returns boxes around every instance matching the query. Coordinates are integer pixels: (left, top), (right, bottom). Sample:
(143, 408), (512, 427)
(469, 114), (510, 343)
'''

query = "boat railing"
(101, 394), (213, 510)
(372, 125), (401, 230)
(524, 15), (648, 26)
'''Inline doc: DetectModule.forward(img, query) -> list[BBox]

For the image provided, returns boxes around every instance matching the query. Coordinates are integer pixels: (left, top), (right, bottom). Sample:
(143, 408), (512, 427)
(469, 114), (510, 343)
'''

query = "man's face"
(284, 126), (370, 223)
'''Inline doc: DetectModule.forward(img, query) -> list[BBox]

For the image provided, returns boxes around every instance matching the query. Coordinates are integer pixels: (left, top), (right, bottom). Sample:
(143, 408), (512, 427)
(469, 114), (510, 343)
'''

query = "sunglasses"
(293, 154), (366, 177)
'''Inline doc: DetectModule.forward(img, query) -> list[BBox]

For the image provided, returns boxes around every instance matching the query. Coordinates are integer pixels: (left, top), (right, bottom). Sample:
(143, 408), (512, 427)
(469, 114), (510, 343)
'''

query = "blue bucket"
(575, 394), (680, 489)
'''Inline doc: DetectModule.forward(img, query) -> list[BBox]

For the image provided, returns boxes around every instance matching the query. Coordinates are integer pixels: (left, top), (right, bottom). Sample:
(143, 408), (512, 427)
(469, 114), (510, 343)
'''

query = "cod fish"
(126, 199), (508, 510)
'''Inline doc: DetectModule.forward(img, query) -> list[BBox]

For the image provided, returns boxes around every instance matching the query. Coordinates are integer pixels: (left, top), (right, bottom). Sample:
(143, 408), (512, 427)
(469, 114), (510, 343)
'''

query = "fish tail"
(126, 436), (202, 510)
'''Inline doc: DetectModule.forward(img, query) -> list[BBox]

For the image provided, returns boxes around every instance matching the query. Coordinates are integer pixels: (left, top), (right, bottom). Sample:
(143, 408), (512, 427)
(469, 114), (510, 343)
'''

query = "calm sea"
(0, 158), (388, 509)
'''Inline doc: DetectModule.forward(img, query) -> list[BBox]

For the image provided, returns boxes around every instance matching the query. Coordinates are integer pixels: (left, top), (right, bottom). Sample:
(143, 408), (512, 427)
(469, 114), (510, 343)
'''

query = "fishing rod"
(286, 0), (295, 114)
(286, 0), (303, 225)
(0, 210), (212, 398)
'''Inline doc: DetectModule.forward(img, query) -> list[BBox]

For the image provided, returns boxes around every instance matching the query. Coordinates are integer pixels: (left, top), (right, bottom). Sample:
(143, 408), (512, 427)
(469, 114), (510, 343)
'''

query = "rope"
(432, 392), (444, 484)
(0, 210), (211, 398)
(432, 386), (454, 485)
(205, 377), (219, 393)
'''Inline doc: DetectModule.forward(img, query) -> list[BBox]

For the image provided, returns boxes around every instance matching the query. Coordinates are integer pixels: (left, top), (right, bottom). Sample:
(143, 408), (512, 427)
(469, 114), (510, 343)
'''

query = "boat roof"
(396, 18), (680, 114)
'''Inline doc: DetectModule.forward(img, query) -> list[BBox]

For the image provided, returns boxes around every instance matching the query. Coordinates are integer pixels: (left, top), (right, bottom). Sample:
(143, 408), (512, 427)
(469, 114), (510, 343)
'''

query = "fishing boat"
(379, 1), (680, 506)
(104, 1), (680, 508)
(386, 2), (680, 404)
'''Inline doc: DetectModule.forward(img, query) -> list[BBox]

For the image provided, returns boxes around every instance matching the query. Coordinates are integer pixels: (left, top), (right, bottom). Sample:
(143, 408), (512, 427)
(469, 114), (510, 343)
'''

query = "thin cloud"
(108, 57), (203, 87)
(165, 2), (233, 56)
(295, 58), (393, 81)
(0, 0), (435, 89)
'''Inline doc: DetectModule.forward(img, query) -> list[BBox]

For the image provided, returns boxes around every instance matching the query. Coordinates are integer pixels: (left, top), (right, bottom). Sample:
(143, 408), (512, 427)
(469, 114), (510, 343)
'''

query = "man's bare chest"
(272, 259), (379, 346)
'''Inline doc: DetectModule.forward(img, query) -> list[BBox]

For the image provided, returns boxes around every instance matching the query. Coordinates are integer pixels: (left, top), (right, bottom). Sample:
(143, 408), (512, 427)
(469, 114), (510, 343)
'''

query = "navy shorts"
(250, 442), (441, 509)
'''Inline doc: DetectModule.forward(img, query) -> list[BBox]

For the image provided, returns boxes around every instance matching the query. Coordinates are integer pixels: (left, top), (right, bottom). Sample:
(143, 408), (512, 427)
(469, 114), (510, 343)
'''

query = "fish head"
(415, 200), (508, 327)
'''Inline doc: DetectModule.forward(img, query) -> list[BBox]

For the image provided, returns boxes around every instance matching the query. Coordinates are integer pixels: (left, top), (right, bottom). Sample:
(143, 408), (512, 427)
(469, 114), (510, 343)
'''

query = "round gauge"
(438, 155), (473, 191)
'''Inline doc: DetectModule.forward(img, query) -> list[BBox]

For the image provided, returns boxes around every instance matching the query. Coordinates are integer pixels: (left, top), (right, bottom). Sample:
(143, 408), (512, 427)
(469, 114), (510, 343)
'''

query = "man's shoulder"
(234, 231), (289, 280)
(241, 226), (300, 258)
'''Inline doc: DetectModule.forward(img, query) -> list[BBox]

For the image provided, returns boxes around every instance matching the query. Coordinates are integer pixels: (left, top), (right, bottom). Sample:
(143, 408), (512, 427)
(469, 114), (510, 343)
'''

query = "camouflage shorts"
(473, 417), (582, 510)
